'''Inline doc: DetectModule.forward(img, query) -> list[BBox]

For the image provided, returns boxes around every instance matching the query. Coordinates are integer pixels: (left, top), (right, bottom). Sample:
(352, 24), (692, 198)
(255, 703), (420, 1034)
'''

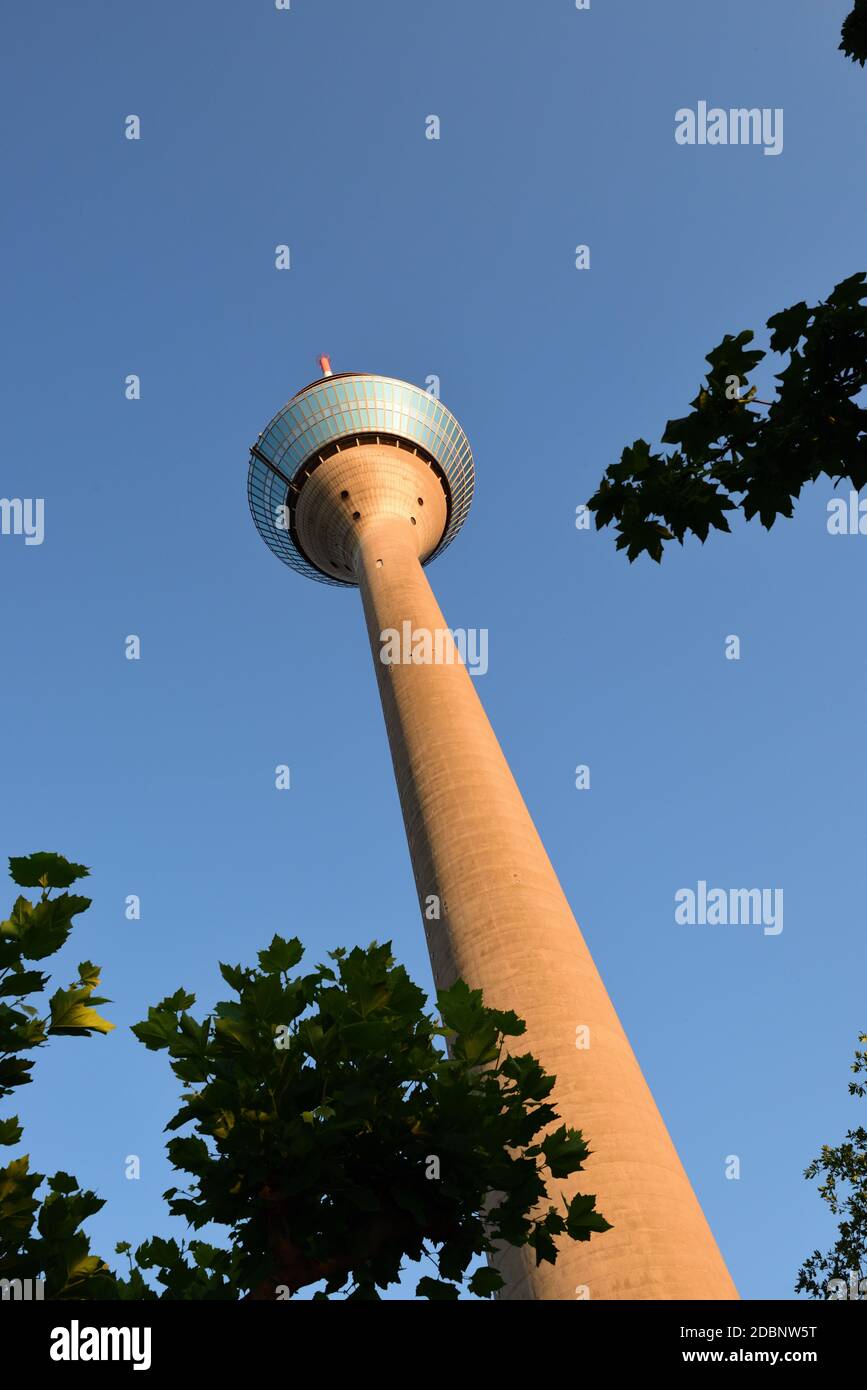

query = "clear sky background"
(1, 0), (865, 1301)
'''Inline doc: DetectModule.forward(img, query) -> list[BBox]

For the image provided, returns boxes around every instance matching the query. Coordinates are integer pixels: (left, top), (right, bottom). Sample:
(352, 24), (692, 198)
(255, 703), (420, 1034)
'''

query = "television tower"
(247, 364), (738, 1301)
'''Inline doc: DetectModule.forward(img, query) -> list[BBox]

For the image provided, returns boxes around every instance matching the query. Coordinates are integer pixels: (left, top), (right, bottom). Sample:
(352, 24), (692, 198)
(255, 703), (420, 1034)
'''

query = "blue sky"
(1, 0), (865, 1300)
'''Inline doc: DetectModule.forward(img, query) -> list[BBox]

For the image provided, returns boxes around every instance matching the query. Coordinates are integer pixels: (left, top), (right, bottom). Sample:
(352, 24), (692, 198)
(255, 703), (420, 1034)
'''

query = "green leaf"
(0, 1056), (35, 1092)
(156, 988), (197, 1013)
(218, 962), (248, 992)
(564, 1193), (614, 1242)
(132, 1008), (181, 1050)
(136, 1235), (182, 1269)
(19, 895), (91, 960)
(48, 1171), (82, 1194)
(767, 300), (811, 354)
(0, 895), (33, 940)
(8, 852), (91, 890)
(213, 1015), (256, 1050)
(437, 978), (486, 1035)
(468, 1265), (505, 1297)
(250, 973), (288, 1023)
(257, 935), (304, 976)
(0, 970), (47, 998)
(539, 1125), (592, 1179)
(0, 1115), (23, 1145)
(166, 1136), (211, 1174)
(392, 1186), (427, 1225)
(416, 1276), (460, 1300)
(528, 1225), (559, 1266)
(48, 976), (114, 1037)
(37, 1186), (105, 1241)
(67, 1254), (107, 1281)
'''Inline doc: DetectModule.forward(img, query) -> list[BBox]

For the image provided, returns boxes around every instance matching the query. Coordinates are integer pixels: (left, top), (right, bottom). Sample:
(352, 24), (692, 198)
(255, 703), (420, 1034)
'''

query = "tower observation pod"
(247, 367), (738, 1302)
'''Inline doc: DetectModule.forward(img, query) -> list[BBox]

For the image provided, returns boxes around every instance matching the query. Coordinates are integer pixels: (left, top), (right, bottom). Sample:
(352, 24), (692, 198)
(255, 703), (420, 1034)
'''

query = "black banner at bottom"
(0, 1297), (858, 1377)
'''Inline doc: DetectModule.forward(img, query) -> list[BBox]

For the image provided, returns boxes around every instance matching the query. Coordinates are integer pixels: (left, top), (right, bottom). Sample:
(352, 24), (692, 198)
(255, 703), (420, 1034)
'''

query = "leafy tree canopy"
(1, 854), (610, 1301)
(841, 1), (867, 66)
(588, 273), (867, 562)
(0, 852), (117, 1298)
(797, 1033), (867, 1299)
(126, 937), (610, 1299)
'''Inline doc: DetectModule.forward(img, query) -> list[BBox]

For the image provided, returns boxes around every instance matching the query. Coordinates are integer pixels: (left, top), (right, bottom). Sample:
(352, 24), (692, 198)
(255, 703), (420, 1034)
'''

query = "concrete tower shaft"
(352, 512), (738, 1301)
(248, 371), (738, 1300)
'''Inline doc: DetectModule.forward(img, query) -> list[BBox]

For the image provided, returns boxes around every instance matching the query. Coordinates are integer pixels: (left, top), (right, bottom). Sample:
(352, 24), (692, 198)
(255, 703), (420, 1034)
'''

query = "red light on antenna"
(319, 355), (333, 376)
